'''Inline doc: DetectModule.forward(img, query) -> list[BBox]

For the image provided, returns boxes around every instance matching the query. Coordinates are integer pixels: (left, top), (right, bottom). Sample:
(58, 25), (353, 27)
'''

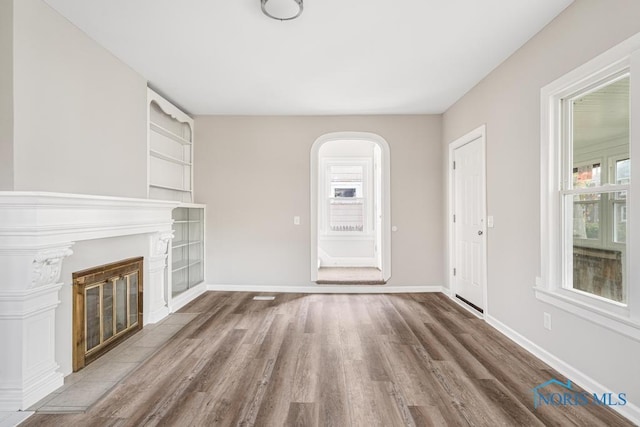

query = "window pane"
(572, 76), (629, 188)
(569, 191), (625, 303)
(573, 196), (600, 240)
(614, 192), (627, 244)
(616, 158), (630, 186)
(329, 199), (364, 232)
(572, 245), (624, 303)
(330, 165), (363, 198)
(573, 163), (601, 188)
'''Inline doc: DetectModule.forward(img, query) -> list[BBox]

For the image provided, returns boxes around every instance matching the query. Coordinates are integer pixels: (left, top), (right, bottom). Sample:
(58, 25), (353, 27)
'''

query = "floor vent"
(253, 296), (276, 301)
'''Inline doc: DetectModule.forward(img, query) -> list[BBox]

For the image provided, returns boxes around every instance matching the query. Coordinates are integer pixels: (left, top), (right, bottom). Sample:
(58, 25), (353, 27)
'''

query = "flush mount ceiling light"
(261, 0), (303, 21)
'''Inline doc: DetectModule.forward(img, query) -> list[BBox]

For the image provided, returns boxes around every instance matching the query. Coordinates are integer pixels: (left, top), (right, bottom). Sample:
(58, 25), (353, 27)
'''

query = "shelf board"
(150, 122), (192, 145)
(149, 183), (192, 192)
(172, 240), (203, 249)
(172, 259), (203, 273)
(149, 149), (192, 166)
(172, 220), (200, 224)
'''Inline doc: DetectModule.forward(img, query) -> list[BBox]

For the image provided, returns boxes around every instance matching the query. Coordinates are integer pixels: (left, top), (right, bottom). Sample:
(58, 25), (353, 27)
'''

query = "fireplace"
(72, 257), (144, 371)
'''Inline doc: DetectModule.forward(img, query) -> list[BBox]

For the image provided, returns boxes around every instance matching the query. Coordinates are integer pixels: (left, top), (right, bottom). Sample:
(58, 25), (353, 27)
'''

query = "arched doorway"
(310, 132), (391, 283)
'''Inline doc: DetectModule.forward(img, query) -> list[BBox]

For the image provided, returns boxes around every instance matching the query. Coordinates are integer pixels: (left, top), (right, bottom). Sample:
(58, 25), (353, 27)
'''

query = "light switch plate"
(293, 216), (300, 225)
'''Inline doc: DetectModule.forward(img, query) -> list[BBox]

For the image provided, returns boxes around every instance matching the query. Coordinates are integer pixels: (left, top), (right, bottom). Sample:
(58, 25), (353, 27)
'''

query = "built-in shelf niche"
(171, 206), (205, 298)
(147, 88), (194, 203)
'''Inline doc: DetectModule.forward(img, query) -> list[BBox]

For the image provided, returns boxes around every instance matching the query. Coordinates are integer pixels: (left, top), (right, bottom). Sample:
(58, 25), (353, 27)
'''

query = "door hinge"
(453, 161), (456, 170)
(453, 268), (457, 276)
(453, 214), (456, 223)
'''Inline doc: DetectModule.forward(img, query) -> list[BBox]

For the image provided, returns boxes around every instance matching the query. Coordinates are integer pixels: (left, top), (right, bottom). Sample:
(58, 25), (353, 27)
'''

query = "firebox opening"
(72, 257), (144, 371)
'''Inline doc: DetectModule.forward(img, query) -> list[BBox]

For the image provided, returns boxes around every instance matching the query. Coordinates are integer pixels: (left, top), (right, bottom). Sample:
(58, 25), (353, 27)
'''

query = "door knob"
(478, 230), (483, 236)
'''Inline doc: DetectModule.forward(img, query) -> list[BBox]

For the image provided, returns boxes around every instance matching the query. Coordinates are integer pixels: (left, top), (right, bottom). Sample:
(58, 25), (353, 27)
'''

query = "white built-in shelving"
(170, 205), (205, 298)
(146, 88), (206, 307)
(147, 88), (194, 203)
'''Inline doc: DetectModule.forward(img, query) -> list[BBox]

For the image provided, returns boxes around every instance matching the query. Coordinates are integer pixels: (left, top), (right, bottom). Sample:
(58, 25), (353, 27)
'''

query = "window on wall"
(318, 159), (373, 235)
(539, 34), (640, 339)
(328, 164), (365, 232)
(565, 75), (629, 303)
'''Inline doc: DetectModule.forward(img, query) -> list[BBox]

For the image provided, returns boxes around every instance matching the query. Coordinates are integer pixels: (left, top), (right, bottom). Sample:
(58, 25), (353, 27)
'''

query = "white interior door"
(452, 133), (486, 312)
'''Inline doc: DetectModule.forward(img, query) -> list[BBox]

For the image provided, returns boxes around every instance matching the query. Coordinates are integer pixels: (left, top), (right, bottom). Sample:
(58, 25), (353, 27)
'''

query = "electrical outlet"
(544, 312), (552, 330)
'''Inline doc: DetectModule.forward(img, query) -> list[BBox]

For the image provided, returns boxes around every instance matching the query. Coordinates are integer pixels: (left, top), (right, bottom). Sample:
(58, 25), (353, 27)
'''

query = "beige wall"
(0, 0), (13, 190)
(11, 0), (148, 198)
(195, 115), (443, 287)
(443, 0), (640, 408)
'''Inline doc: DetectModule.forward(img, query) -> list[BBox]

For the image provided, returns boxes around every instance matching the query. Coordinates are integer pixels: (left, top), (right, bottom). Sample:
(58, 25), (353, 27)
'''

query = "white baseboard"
(206, 283), (443, 294)
(440, 286), (452, 297)
(486, 314), (640, 425)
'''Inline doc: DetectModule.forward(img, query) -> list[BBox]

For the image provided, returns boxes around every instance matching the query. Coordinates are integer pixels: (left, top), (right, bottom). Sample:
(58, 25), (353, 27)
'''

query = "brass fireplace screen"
(72, 257), (143, 371)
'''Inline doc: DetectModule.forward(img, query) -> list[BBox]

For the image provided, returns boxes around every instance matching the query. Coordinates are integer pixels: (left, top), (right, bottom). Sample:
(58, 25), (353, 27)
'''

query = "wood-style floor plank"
(21, 292), (634, 427)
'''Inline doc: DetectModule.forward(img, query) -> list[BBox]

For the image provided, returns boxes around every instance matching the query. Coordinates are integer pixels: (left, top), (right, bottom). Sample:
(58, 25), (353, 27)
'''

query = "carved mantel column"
(0, 243), (74, 411)
(147, 230), (174, 323)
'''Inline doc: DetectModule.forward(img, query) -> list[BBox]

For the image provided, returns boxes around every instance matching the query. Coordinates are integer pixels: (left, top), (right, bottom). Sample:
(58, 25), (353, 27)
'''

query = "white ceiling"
(43, 0), (573, 115)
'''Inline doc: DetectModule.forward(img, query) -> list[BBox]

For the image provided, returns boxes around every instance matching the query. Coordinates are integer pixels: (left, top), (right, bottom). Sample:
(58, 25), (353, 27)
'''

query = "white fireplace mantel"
(0, 191), (180, 411)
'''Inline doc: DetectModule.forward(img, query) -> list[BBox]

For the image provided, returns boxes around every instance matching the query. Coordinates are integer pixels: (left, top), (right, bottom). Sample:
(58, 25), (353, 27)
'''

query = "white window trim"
(319, 157), (374, 237)
(538, 32), (640, 342)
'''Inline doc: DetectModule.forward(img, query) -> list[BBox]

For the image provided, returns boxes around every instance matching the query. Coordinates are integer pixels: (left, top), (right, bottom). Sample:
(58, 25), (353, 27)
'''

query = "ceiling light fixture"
(261, 0), (303, 21)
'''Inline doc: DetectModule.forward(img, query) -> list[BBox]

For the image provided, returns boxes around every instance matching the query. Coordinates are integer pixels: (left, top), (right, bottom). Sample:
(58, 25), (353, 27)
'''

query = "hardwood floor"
(22, 292), (633, 426)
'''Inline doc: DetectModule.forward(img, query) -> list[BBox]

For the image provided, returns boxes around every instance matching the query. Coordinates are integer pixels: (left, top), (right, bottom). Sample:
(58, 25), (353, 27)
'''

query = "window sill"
(534, 286), (640, 342)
